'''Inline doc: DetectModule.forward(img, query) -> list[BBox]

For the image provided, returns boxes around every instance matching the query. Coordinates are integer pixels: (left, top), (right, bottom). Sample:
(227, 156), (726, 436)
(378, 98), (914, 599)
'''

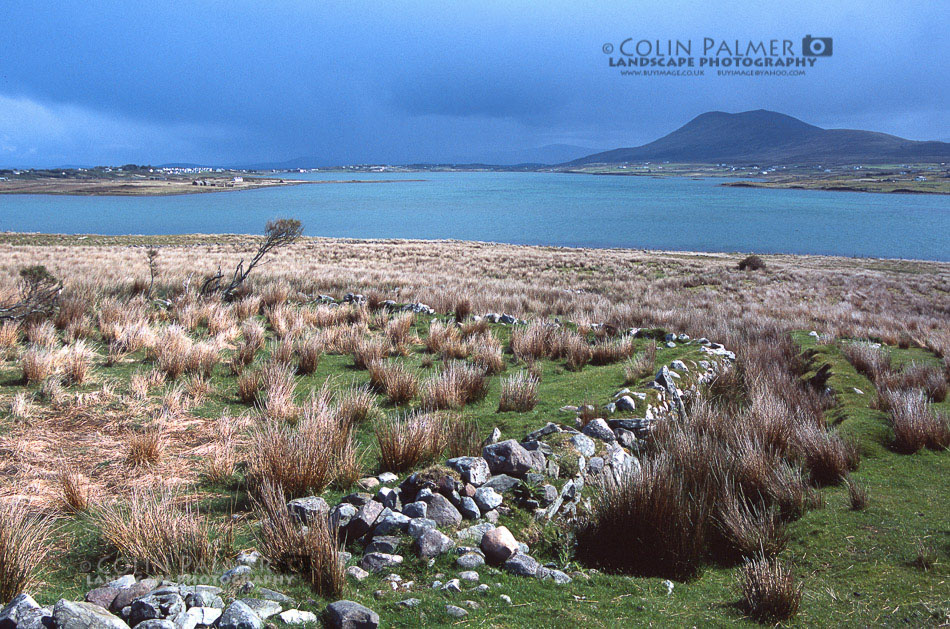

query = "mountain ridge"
(568, 110), (950, 165)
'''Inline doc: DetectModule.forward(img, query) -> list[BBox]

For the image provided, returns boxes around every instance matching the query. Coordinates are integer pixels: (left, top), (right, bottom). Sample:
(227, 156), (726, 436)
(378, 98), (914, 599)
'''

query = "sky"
(0, 1), (947, 167)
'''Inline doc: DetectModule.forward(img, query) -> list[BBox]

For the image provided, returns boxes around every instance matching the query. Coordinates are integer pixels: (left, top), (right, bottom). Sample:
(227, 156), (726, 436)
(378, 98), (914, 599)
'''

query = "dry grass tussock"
(420, 361), (488, 410)
(252, 481), (344, 596)
(739, 554), (802, 623)
(498, 370), (540, 412)
(95, 488), (231, 576)
(375, 411), (446, 472)
(0, 500), (56, 602)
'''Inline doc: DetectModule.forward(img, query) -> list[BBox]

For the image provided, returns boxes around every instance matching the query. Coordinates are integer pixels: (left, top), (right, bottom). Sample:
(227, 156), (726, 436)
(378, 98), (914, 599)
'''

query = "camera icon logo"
(802, 35), (833, 56)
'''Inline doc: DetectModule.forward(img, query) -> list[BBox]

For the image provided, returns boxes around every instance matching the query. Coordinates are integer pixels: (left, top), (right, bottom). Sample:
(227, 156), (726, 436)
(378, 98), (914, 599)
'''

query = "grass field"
(0, 234), (946, 627)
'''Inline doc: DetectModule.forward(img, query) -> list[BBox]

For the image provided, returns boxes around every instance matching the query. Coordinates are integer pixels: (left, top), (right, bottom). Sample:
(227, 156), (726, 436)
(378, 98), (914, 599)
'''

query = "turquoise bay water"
(1, 172), (947, 260)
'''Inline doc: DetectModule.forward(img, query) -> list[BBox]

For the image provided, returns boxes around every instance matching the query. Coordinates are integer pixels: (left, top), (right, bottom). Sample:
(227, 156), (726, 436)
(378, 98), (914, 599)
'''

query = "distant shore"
(0, 176), (424, 196)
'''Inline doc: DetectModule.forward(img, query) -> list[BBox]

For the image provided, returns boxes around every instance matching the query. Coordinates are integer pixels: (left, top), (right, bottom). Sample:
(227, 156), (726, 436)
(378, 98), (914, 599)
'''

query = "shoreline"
(1, 232), (947, 266)
(0, 177), (425, 197)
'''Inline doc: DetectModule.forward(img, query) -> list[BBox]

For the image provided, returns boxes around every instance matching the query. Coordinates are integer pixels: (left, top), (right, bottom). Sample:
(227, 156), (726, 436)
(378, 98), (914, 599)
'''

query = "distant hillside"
(569, 110), (950, 166)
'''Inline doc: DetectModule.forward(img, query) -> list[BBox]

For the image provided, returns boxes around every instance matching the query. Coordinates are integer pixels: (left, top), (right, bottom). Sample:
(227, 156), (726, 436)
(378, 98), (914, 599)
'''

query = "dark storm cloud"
(0, 0), (946, 167)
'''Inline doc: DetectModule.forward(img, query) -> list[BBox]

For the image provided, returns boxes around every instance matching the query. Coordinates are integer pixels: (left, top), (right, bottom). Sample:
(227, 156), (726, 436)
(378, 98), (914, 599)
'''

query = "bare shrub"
(498, 371), (540, 412)
(252, 481), (344, 596)
(375, 411), (445, 472)
(737, 255), (767, 271)
(95, 488), (230, 576)
(0, 500), (55, 602)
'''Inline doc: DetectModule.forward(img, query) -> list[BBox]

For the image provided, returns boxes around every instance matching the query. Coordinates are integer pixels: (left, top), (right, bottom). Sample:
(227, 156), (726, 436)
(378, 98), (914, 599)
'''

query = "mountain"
(568, 110), (950, 166)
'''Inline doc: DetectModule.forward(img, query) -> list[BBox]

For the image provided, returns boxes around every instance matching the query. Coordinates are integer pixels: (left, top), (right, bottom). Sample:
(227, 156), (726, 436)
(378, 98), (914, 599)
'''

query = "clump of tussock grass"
(368, 360), (418, 405)
(623, 341), (657, 384)
(127, 428), (165, 467)
(153, 325), (193, 379)
(844, 475), (868, 510)
(259, 360), (299, 422)
(510, 321), (558, 362)
(880, 362), (948, 403)
(95, 488), (231, 576)
(0, 321), (21, 350)
(236, 368), (262, 404)
(294, 334), (324, 375)
(57, 465), (91, 514)
(425, 320), (462, 354)
(385, 311), (416, 346)
(260, 281), (292, 308)
(590, 334), (636, 366)
(265, 303), (304, 339)
(0, 500), (56, 602)
(881, 388), (950, 453)
(375, 411), (445, 472)
(20, 346), (59, 383)
(26, 321), (58, 349)
(739, 555), (802, 623)
(252, 481), (344, 596)
(715, 494), (789, 560)
(912, 540), (937, 571)
(470, 332), (505, 375)
(247, 402), (358, 496)
(335, 382), (379, 428)
(9, 392), (32, 419)
(841, 341), (892, 384)
(498, 370), (540, 412)
(453, 297), (471, 323)
(54, 290), (89, 330)
(460, 318), (489, 338)
(562, 331), (592, 371)
(443, 414), (482, 458)
(233, 295), (263, 320)
(420, 361), (488, 410)
(62, 341), (93, 385)
(185, 341), (220, 378)
(352, 336), (389, 370)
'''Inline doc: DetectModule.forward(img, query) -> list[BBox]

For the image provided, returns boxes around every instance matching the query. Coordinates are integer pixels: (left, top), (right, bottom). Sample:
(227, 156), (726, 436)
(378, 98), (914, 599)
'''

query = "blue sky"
(0, 1), (947, 167)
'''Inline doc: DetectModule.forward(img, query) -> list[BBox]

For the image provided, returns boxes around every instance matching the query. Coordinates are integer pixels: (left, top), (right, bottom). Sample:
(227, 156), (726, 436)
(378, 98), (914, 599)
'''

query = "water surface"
(1, 172), (946, 260)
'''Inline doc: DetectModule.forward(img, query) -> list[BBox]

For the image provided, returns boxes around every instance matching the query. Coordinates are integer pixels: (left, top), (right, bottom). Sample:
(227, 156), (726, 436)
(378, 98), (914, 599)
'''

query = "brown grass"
(623, 341), (657, 384)
(498, 371), (540, 412)
(471, 332), (505, 375)
(95, 488), (230, 576)
(20, 347), (58, 383)
(127, 428), (165, 467)
(154, 325), (193, 379)
(739, 555), (802, 623)
(375, 411), (445, 472)
(335, 383), (378, 428)
(844, 475), (868, 510)
(294, 334), (324, 375)
(57, 465), (91, 513)
(883, 388), (950, 453)
(352, 336), (389, 370)
(0, 500), (55, 602)
(368, 360), (418, 406)
(420, 361), (488, 410)
(62, 341), (93, 385)
(252, 481), (344, 596)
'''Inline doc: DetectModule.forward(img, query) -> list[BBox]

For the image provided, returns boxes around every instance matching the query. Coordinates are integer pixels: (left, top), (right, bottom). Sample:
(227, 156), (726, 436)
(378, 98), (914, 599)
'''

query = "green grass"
(9, 322), (949, 627)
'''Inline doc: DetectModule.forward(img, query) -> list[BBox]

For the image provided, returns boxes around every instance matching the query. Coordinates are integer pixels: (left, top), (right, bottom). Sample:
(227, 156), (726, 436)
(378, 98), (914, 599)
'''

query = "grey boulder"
(53, 600), (130, 629)
(324, 601), (379, 629)
(482, 440), (534, 477)
(217, 601), (263, 629)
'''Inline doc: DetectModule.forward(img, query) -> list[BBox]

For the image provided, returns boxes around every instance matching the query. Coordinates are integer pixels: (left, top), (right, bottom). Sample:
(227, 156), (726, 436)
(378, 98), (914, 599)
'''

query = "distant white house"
(915, 176), (928, 181)
(232, 176), (244, 183)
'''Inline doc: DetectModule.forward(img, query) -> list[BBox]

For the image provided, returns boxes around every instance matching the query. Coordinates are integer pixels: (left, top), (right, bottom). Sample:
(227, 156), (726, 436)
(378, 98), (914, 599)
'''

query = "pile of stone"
(0, 579), (315, 629)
